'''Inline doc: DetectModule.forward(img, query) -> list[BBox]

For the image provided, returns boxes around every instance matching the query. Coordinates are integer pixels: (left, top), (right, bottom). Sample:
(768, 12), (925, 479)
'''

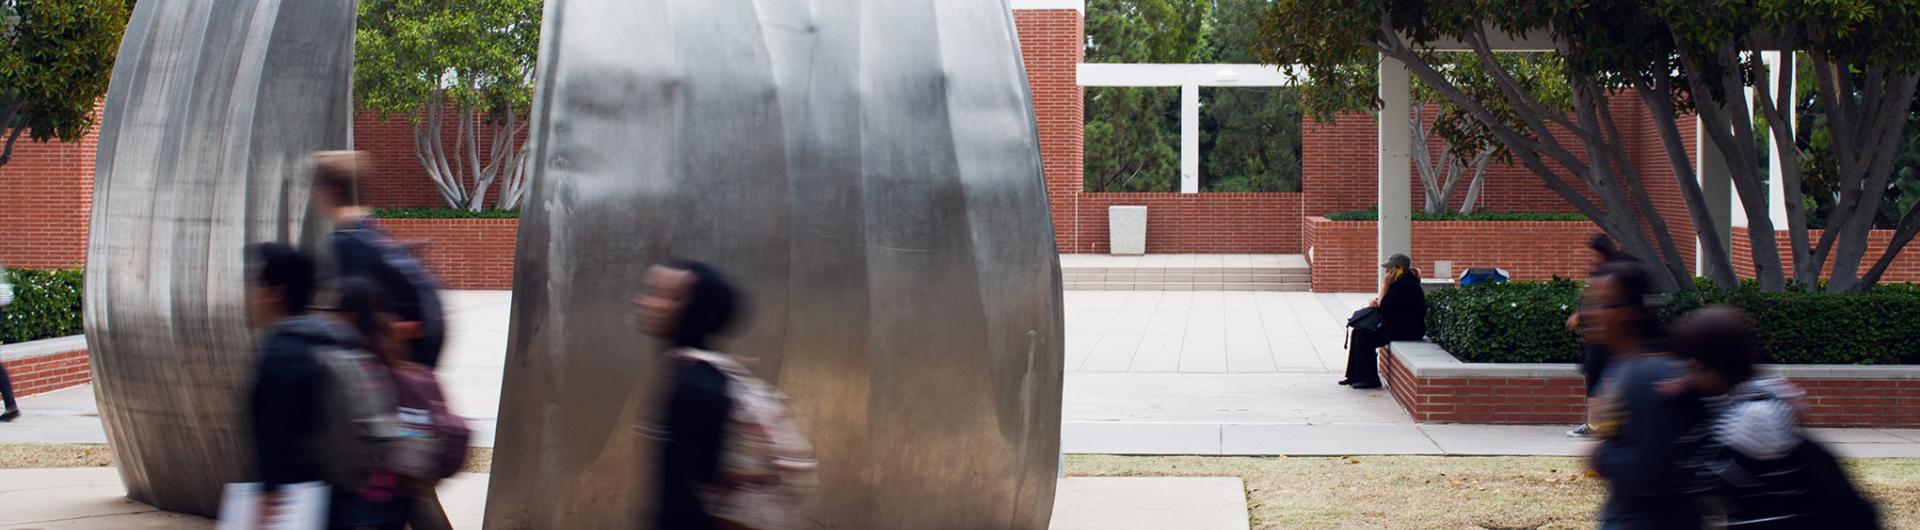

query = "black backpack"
(341, 226), (447, 367)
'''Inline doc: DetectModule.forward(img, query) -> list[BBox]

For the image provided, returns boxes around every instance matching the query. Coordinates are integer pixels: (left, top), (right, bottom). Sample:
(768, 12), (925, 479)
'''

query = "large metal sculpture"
(84, 0), (356, 516)
(486, 0), (1064, 528)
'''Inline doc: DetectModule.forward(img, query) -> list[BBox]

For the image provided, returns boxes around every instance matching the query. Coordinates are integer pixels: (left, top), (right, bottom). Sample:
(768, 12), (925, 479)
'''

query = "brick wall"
(1382, 346), (1920, 427)
(0, 129), (96, 269)
(352, 110), (526, 209)
(376, 218), (519, 290)
(1059, 193), (1304, 254)
(1731, 226), (1920, 283)
(0, 347), (91, 397)
(1301, 110), (1589, 218)
(1305, 216), (1600, 292)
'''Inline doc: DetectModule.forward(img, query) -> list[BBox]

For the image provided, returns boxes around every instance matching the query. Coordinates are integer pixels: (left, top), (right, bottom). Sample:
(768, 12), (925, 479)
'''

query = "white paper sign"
(218, 481), (330, 530)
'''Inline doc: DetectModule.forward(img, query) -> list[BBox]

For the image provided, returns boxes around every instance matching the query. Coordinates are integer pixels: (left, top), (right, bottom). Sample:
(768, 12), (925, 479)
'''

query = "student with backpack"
(634, 260), (815, 530)
(308, 151), (448, 368)
(246, 243), (407, 529)
(324, 278), (468, 530)
(1671, 306), (1880, 529)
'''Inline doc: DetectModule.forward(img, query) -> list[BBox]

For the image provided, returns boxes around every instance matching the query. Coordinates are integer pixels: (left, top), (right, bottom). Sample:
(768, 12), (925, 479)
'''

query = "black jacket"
(250, 315), (358, 490)
(1594, 355), (1706, 529)
(654, 359), (733, 530)
(1379, 272), (1427, 340)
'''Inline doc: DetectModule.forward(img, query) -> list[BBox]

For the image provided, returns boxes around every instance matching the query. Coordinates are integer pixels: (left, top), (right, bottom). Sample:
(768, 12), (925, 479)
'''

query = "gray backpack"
(313, 343), (402, 492)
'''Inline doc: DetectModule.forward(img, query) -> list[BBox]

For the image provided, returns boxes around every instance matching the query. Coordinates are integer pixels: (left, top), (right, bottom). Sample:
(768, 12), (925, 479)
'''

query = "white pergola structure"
(1073, 36), (1794, 289)
(1077, 63), (1300, 193)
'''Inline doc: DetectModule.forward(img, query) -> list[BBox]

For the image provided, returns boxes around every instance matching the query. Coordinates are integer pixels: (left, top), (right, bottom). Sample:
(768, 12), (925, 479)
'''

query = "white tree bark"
(409, 89), (534, 212)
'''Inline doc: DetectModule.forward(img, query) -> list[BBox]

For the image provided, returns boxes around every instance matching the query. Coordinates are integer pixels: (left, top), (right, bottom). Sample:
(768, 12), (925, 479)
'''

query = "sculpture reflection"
(485, 0), (1063, 528)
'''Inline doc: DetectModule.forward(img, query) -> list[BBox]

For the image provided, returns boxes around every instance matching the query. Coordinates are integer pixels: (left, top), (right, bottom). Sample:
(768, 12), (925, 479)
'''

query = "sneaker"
(0, 409), (18, 423)
(1567, 424), (1595, 438)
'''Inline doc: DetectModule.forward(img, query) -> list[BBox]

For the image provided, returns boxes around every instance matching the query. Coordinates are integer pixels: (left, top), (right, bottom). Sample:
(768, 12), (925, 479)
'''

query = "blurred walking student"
(323, 278), (467, 530)
(1570, 234), (1638, 438)
(1584, 262), (1704, 530)
(1671, 306), (1879, 529)
(246, 243), (406, 529)
(1341, 253), (1427, 390)
(0, 261), (17, 422)
(309, 151), (448, 368)
(635, 260), (815, 530)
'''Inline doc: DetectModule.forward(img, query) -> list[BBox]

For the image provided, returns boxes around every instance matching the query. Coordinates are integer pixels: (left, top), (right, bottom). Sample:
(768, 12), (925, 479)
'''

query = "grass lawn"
(1066, 454), (1920, 530)
(6, 445), (1914, 528)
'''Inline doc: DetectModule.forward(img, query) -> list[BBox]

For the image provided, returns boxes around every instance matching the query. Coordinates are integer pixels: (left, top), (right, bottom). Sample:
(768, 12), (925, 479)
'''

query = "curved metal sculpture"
(84, 0), (356, 516)
(486, 0), (1064, 528)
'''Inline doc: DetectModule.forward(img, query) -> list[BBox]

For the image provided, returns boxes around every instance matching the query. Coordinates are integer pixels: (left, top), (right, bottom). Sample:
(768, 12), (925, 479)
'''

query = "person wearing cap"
(1342, 253), (1427, 389)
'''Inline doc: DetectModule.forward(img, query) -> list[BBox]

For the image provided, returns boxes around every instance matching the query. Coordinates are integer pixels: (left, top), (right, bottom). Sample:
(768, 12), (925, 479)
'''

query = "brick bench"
(1383, 341), (1920, 428)
(0, 335), (91, 397)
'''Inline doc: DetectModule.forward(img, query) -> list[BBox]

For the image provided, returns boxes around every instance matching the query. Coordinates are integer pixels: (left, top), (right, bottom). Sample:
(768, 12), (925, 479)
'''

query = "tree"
(1199, 0), (1301, 193)
(356, 0), (541, 212)
(1083, 0), (1209, 193)
(0, 0), (129, 169)
(1256, 0), (1920, 292)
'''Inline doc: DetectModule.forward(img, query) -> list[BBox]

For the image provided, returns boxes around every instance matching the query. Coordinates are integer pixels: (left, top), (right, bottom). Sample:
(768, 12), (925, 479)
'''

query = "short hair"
(309, 151), (367, 205)
(658, 259), (742, 350)
(1588, 233), (1620, 258)
(248, 243), (316, 315)
(1672, 305), (1761, 386)
(1595, 261), (1650, 308)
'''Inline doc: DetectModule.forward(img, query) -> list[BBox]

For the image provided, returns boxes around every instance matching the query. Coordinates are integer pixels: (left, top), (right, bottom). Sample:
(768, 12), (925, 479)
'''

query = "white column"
(1765, 51), (1793, 227)
(1378, 56), (1413, 290)
(1180, 84), (1200, 193)
(1697, 109), (1733, 276)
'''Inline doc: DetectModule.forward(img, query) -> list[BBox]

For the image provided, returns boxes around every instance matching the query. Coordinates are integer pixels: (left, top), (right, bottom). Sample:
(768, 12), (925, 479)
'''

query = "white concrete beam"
(1697, 110), (1734, 275)
(1078, 63), (1301, 87)
(1766, 52), (1793, 227)
(1181, 84), (1200, 193)
(1378, 56), (1414, 289)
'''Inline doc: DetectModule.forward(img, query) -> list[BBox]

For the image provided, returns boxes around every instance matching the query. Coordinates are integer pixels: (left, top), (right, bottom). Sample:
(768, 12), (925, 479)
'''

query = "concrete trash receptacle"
(1109, 206), (1146, 255)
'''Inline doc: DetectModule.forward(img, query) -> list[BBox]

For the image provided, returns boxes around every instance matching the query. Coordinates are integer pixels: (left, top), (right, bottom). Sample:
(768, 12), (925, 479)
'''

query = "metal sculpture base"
(485, 0), (1064, 528)
(84, 0), (355, 516)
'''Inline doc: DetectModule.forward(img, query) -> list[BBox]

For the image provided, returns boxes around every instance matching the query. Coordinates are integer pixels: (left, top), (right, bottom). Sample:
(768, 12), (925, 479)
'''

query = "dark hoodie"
(654, 262), (741, 530)
(251, 314), (361, 489)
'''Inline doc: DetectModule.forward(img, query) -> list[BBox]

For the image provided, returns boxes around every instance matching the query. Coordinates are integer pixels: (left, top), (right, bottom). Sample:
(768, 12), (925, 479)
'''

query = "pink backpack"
(673, 349), (818, 530)
(385, 363), (469, 481)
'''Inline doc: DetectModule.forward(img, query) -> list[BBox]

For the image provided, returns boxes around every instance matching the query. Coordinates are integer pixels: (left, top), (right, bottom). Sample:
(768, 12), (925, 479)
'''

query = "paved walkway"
(6, 290), (1920, 458)
(0, 468), (1248, 530)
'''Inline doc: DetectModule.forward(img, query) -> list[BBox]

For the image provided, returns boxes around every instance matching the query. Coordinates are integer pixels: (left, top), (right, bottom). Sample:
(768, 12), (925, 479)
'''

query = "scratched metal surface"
(485, 0), (1063, 528)
(83, 0), (355, 517)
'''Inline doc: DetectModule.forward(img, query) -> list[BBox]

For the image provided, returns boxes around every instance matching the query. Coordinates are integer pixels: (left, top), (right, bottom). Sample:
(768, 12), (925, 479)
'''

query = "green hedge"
(1325, 208), (1590, 222)
(2, 268), (84, 344)
(370, 208), (519, 219)
(1427, 280), (1920, 365)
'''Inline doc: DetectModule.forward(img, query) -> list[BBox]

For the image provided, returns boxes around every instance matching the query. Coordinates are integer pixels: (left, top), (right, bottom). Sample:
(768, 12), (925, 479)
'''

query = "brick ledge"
(1, 335), (87, 363)
(1389, 340), (1920, 380)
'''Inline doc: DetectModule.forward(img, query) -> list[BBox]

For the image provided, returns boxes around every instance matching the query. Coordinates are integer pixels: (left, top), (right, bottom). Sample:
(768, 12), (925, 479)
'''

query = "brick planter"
(376, 218), (519, 290)
(1384, 341), (1920, 428)
(1304, 217), (1600, 292)
(0, 336), (90, 397)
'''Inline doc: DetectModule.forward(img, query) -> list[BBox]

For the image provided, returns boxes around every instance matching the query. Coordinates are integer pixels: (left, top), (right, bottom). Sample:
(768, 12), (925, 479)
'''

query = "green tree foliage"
(356, 0), (541, 211)
(0, 0), (129, 168)
(1255, 0), (1920, 292)
(1083, 0), (1209, 193)
(1198, 0), (1300, 193)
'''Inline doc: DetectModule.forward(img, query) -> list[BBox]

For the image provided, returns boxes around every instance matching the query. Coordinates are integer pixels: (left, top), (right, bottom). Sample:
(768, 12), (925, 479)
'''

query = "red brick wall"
(353, 110), (526, 209)
(0, 347), (90, 397)
(1305, 216), (1600, 292)
(1731, 226), (1920, 283)
(0, 131), (96, 269)
(376, 218), (518, 290)
(1059, 193), (1304, 254)
(1301, 110), (1589, 217)
(1382, 346), (1920, 427)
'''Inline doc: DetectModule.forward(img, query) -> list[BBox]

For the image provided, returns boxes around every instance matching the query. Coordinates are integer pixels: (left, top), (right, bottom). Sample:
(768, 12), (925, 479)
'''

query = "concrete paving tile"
(1065, 373), (1412, 425)
(1051, 477), (1250, 530)
(1062, 422), (1221, 455)
(1826, 442), (1920, 458)
(1129, 337), (1184, 372)
(1806, 428), (1914, 444)
(1178, 341), (1228, 373)
(1417, 424), (1597, 456)
(1885, 429), (1920, 443)
(1221, 424), (1441, 455)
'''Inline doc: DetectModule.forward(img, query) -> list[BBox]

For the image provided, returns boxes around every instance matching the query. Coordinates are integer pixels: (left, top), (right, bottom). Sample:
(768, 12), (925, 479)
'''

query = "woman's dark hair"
(1588, 233), (1621, 258)
(329, 277), (400, 365)
(1672, 305), (1761, 386)
(661, 260), (742, 350)
(248, 243), (316, 315)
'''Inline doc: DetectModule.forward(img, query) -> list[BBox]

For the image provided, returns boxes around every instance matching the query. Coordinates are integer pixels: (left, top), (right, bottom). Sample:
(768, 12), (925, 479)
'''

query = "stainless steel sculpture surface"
(486, 0), (1064, 528)
(84, 0), (355, 516)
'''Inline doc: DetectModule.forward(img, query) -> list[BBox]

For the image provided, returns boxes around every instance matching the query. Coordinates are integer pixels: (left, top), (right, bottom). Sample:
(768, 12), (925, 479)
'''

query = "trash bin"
(1458, 268), (1510, 286)
(1108, 206), (1146, 256)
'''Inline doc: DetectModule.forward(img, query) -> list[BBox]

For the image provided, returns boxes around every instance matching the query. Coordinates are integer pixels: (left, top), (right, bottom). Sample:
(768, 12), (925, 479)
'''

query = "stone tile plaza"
(4, 0), (1920, 529)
